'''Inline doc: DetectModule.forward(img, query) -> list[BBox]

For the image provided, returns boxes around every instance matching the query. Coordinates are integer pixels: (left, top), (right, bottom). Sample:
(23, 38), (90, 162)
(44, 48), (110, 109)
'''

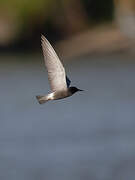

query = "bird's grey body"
(36, 35), (83, 104)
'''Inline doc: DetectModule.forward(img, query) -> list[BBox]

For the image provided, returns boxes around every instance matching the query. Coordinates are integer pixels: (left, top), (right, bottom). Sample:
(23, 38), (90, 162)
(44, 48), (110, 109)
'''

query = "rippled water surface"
(0, 54), (135, 180)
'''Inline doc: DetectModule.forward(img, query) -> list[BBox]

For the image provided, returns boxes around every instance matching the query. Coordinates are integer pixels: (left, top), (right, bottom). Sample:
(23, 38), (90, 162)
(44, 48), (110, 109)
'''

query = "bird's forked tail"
(36, 95), (49, 104)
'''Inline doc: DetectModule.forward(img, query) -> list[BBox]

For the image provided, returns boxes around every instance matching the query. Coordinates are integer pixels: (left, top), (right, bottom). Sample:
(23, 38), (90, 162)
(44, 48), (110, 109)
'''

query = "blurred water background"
(1, 0), (135, 179)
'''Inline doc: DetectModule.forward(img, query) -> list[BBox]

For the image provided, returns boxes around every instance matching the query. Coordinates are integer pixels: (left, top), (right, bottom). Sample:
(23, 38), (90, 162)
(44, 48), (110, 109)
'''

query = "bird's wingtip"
(41, 34), (44, 38)
(41, 34), (47, 41)
(41, 34), (49, 45)
(41, 34), (44, 41)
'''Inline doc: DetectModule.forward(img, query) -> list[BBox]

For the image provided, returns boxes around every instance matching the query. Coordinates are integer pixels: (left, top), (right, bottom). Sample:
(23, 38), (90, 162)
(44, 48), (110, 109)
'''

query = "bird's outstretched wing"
(41, 35), (67, 92)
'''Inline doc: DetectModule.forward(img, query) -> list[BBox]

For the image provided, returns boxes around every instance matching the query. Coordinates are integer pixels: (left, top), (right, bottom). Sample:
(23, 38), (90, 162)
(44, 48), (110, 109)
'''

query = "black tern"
(36, 35), (83, 104)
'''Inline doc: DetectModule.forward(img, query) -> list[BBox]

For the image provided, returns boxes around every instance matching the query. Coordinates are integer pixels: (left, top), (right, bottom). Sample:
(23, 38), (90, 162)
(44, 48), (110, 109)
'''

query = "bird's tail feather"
(36, 95), (49, 104)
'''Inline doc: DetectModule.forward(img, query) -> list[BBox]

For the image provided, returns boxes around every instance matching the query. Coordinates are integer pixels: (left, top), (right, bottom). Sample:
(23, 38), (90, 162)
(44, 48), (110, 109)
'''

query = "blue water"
(0, 54), (135, 180)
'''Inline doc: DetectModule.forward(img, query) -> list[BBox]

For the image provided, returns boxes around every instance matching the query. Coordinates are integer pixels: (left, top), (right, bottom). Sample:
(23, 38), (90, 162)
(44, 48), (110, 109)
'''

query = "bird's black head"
(69, 87), (83, 94)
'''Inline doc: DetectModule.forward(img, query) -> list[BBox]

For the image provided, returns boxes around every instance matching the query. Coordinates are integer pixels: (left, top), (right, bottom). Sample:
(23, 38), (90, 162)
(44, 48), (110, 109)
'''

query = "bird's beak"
(78, 89), (84, 91)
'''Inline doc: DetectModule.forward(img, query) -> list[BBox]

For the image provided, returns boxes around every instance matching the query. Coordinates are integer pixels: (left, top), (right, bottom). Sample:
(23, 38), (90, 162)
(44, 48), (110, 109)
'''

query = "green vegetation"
(0, 0), (114, 48)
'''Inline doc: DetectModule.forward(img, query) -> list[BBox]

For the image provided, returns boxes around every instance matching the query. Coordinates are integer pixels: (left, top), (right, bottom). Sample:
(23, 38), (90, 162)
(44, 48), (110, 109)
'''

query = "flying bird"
(36, 35), (83, 104)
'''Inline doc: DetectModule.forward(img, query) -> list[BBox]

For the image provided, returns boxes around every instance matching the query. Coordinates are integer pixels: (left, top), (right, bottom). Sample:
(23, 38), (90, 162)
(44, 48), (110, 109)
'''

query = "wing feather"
(66, 76), (71, 87)
(41, 35), (67, 92)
